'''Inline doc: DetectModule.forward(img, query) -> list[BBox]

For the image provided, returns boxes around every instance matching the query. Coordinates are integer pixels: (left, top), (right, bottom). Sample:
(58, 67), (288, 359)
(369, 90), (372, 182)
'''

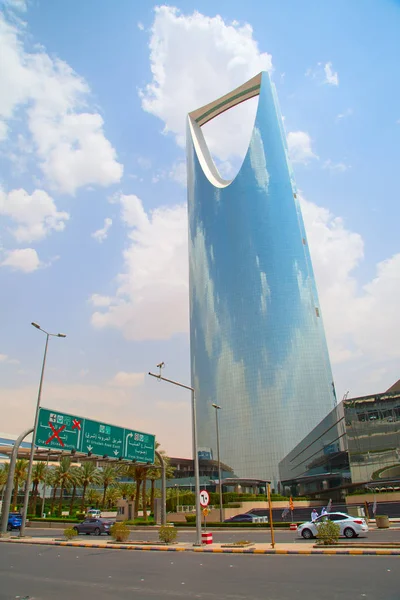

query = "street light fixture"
(149, 365), (202, 546)
(20, 322), (67, 536)
(212, 403), (223, 523)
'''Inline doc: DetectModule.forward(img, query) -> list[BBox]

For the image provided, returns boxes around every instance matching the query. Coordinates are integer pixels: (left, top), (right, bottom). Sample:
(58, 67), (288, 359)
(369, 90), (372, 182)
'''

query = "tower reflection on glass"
(187, 72), (336, 484)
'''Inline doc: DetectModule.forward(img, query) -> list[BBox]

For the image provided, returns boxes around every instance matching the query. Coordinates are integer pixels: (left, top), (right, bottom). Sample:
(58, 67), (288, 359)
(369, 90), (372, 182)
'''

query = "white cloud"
(2, 0), (27, 11)
(0, 14), (123, 194)
(323, 160), (350, 173)
(0, 353), (20, 365)
(287, 131), (318, 164)
(137, 22), (144, 31)
(0, 380), (192, 456)
(168, 161), (187, 186)
(93, 187), (400, 395)
(324, 62), (339, 86)
(109, 371), (145, 387)
(336, 108), (353, 121)
(0, 187), (69, 242)
(140, 6), (272, 162)
(91, 193), (189, 340)
(1, 247), (41, 272)
(91, 217), (113, 243)
(89, 293), (114, 308)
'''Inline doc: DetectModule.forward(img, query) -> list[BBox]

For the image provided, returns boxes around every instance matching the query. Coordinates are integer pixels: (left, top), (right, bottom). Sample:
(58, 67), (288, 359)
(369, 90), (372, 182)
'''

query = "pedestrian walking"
(321, 507), (327, 516)
(311, 508), (318, 521)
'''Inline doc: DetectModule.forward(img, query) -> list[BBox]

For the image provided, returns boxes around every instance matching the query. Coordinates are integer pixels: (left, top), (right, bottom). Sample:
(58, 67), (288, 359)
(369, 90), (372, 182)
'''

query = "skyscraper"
(187, 72), (336, 484)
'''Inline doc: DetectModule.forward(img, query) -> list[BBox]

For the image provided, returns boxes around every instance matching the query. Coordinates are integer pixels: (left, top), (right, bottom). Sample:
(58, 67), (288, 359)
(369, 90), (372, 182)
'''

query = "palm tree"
(124, 464), (148, 519)
(0, 464), (9, 494)
(49, 467), (60, 514)
(12, 459), (28, 508)
(78, 462), (101, 511)
(29, 462), (47, 515)
(117, 482), (136, 501)
(105, 486), (120, 509)
(68, 466), (81, 514)
(147, 444), (173, 514)
(99, 465), (120, 508)
(86, 488), (101, 508)
(56, 457), (73, 515)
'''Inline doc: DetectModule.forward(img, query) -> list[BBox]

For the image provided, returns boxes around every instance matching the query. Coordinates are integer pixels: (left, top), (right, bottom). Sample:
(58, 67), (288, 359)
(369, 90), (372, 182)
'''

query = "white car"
(297, 512), (369, 539)
(86, 509), (101, 518)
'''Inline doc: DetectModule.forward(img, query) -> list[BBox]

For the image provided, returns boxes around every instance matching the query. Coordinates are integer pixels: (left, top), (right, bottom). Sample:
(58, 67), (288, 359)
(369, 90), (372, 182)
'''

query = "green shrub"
(110, 522), (130, 542)
(159, 525), (177, 544)
(316, 519), (340, 545)
(185, 514), (196, 523)
(64, 527), (78, 540)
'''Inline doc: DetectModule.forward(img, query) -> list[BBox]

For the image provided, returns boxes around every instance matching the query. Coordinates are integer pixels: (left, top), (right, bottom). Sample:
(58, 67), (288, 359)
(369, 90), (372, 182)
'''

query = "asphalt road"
(22, 527), (400, 544)
(0, 543), (398, 600)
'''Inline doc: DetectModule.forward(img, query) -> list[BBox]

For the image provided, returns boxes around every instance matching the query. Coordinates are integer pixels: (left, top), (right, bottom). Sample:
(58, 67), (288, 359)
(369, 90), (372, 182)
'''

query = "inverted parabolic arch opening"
(188, 73), (262, 188)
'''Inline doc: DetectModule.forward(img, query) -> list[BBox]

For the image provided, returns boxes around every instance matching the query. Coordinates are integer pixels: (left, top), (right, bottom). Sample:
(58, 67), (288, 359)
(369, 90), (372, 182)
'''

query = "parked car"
(224, 513), (255, 523)
(297, 512), (369, 539)
(73, 518), (113, 536)
(86, 508), (101, 518)
(7, 512), (22, 531)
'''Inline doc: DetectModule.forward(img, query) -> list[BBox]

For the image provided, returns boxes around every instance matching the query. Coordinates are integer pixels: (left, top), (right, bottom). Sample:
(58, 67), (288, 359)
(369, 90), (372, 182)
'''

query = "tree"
(99, 465), (121, 508)
(29, 462), (47, 515)
(0, 463), (9, 496)
(124, 464), (148, 518)
(86, 488), (101, 508)
(117, 482), (136, 501)
(105, 486), (120, 509)
(48, 467), (60, 514)
(56, 457), (73, 515)
(68, 466), (81, 514)
(78, 462), (101, 511)
(12, 459), (28, 508)
(147, 444), (173, 514)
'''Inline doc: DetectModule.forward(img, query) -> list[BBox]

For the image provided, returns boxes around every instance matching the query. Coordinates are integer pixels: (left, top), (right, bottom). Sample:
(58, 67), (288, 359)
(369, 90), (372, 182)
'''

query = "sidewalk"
(1, 536), (400, 555)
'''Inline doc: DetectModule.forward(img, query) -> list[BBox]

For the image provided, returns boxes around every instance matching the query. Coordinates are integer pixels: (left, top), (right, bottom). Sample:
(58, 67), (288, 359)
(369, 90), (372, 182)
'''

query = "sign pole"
(148, 368), (202, 546)
(267, 483), (275, 549)
(20, 333), (49, 537)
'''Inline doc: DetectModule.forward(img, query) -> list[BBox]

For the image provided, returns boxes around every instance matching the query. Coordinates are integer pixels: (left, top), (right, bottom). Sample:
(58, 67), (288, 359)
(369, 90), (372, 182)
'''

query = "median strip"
(1, 536), (400, 556)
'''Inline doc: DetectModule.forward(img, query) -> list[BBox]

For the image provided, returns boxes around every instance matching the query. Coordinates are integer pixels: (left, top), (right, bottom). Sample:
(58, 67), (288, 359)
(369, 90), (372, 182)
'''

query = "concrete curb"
(1, 538), (400, 556)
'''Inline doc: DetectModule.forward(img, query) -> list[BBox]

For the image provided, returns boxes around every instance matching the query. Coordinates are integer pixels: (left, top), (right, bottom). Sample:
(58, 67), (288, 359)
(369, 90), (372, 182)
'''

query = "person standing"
(311, 508), (318, 521)
(321, 507), (327, 516)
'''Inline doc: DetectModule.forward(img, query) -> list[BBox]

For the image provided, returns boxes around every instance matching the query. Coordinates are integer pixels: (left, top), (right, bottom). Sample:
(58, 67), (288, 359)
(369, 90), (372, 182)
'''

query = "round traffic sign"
(199, 490), (210, 507)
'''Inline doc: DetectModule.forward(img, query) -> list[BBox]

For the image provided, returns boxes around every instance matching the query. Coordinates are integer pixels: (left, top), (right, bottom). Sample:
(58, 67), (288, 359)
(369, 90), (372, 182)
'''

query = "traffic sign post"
(35, 407), (155, 463)
(124, 428), (155, 463)
(36, 408), (82, 452)
(199, 490), (209, 508)
(83, 420), (124, 458)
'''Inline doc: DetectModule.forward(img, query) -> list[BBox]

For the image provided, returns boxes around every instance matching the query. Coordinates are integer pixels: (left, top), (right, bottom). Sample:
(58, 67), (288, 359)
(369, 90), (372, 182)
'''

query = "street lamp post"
(175, 483), (179, 513)
(212, 403), (223, 523)
(19, 322), (66, 537)
(149, 364), (202, 546)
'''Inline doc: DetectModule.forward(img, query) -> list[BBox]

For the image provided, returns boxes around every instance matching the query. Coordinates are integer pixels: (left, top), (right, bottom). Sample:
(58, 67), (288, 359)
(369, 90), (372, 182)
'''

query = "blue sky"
(0, 0), (399, 457)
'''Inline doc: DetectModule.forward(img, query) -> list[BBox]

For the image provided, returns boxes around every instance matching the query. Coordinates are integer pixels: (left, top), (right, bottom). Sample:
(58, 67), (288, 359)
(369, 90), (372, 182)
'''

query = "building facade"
(187, 72), (336, 484)
(279, 388), (400, 497)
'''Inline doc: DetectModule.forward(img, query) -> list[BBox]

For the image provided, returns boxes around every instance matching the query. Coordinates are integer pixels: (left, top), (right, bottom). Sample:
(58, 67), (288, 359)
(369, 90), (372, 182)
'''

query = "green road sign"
(124, 428), (155, 463)
(35, 408), (83, 452)
(82, 419), (124, 458)
(35, 407), (155, 463)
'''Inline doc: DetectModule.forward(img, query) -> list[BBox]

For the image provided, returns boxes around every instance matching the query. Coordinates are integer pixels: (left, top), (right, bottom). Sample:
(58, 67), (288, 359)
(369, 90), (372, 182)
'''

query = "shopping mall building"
(279, 380), (400, 499)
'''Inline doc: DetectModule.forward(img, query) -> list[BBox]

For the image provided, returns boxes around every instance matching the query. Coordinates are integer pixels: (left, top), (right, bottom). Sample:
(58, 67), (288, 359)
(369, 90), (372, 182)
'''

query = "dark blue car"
(7, 512), (22, 531)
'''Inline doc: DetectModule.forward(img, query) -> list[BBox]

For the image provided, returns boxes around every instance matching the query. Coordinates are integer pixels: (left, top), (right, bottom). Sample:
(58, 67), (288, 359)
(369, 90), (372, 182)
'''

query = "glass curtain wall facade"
(187, 72), (336, 484)
(344, 392), (400, 484)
